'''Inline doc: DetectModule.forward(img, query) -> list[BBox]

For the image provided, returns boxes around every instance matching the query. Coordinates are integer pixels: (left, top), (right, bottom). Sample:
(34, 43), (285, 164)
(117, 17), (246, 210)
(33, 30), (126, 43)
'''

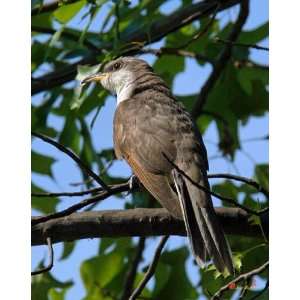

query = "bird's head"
(81, 57), (153, 98)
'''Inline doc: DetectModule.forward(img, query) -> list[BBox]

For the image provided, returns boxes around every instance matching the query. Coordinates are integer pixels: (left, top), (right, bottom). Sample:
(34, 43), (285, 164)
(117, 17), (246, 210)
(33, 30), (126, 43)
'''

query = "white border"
(0, 1), (30, 298)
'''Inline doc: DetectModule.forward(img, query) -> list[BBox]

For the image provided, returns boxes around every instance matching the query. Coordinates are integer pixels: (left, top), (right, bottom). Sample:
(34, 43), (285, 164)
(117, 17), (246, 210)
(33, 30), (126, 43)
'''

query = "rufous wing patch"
(125, 152), (182, 219)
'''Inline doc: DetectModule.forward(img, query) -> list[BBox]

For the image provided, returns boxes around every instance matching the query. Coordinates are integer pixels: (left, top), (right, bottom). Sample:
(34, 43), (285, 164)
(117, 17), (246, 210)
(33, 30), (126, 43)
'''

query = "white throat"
(116, 82), (135, 105)
(111, 69), (136, 106)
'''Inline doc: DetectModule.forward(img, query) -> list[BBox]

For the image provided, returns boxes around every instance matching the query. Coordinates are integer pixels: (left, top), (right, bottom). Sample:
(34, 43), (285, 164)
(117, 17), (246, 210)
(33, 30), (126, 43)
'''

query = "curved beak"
(81, 72), (108, 86)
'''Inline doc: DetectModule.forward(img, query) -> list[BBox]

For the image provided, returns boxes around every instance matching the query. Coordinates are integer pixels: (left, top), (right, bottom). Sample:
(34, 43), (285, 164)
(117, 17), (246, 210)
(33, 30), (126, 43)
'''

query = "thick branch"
(192, 0), (249, 118)
(32, 0), (242, 95)
(32, 207), (268, 246)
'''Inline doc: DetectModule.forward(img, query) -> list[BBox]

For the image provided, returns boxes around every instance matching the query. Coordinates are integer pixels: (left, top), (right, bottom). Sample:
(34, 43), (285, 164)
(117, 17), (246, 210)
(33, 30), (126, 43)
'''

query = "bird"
(81, 56), (234, 274)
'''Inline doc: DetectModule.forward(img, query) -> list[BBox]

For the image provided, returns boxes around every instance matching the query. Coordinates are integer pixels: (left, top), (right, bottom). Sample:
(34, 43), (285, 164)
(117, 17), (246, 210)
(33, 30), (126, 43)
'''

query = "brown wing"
(125, 153), (182, 218)
(113, 96), (182, 218)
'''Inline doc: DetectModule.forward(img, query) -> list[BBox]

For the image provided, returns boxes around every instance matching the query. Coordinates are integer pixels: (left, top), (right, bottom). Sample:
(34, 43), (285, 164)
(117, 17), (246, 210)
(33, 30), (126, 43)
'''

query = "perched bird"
(81, 56), (234, 274)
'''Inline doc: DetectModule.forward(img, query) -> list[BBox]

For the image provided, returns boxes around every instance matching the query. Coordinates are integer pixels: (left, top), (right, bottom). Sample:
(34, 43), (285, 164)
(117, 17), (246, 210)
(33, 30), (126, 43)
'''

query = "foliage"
(31, 1), (269, 299)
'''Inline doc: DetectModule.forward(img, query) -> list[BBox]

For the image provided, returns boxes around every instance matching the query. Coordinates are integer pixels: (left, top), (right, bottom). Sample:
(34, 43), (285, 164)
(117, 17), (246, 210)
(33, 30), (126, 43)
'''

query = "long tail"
(172, 169), (234, 275)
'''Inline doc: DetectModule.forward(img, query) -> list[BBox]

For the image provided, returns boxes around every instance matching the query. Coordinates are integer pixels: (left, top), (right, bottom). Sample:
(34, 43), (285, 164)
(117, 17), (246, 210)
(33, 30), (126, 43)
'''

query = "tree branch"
(32, 132), (109, 191)
(31, 0), (242, 95)
(163, 152), (265, 216)
(31, 182), (131, 225)
(121, 237), (146, 300)
(211, 260), (269, 299)
(207, 173), (269, 198)
(32, 172), (267, 225)
(31, 237), (54, 275)
(31, 186), (103, 197)
(32, 207), (268, 246)
(214, 37), (269, 51)
(31, 26), (99, 52)
(129, 236), (169, 300)
(248, 280), (269, 300)
(139, 48), (215, 65)
(192, 0), (250, 118)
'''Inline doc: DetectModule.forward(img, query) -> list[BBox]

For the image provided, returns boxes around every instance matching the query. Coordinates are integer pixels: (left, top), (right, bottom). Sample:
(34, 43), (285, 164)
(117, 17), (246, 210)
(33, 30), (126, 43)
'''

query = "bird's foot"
(127, 174), (140, 194)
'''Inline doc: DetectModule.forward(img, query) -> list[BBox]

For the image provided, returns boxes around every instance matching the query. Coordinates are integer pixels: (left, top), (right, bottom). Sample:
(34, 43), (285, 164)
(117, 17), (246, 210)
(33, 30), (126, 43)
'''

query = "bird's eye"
(113, 62), (121, 70)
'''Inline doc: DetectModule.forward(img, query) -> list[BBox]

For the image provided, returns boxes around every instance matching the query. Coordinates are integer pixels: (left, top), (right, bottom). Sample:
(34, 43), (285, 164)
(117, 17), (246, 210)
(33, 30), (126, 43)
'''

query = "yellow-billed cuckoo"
(82, 57), (234, 274)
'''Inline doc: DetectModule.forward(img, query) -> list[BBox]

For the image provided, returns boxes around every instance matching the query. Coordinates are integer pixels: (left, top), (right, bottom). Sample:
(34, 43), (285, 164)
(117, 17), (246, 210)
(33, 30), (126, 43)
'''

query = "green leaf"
(153, 55), (185, 87)
(54, 0), (86, 24)
(31, 183), (59, 214)
(239, 22), (269, 44)
(79, 89), (107, 118)
(32, 12), (52, 29)
(255, 164), (269, 190)
(31, 151), (55, 177)
(237, 66), (268, 95)
(48, 287), (68, 300)
(155, 247), (198, 300)
(203, 64), (268, 157)
(59, 115), (81, 153)
(233, 253), (243, 272)
(79, 118), (100, 165)
(31, 94), (58, 136)
(241, 244), (268, 274)
(31, 268), (73, 300)
(212, 180), (239, 201)
(60, 242), (76, 260)
(71, 64), (102, 110)
(153, 262), (172, 295)
(80, 251), (124, 291)
(99, 238), (117, 255)
(76, 64), (102, 82)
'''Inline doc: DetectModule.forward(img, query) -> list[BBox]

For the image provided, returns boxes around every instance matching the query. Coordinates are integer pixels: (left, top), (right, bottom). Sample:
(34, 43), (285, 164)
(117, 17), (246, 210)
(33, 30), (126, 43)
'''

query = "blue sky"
(32, 1), (269, 299)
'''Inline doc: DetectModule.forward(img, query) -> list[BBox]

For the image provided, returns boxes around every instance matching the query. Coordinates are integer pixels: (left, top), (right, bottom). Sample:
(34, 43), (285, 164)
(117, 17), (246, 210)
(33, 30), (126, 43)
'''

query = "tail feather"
(199, 207), (234, 274)
(173, 170), (207, 266)
(172, 169), (234, 275)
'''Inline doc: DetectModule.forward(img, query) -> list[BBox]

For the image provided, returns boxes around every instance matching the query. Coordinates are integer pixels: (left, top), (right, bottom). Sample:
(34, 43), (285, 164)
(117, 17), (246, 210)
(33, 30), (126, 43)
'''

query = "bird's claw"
(127, 175), (139, 195)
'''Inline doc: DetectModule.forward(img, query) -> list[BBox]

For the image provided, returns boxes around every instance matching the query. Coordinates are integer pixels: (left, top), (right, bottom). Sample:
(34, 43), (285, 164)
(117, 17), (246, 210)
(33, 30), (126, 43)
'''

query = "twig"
(31, 132), (109, 191)
(69, 177), (94, 187)
(238, 276), (253, 299)
(207, 173), (269, 198)
(233, 60), (269, 70)
(120, 237), (146, 300)
(211, 260), (269, 300)
(31, 26), (99, 52)
(32, 172), (267, 200)
(248, 280), (269, 300)
(192, 0), (250, 118)
(114, 1), (120, 41)
(31, 182), (130, 225)
(129, 236), (169, 300)
(242, 134), (269, 143)
(140, 47), (214, 65)
(214, 37), (269, 51)
(31, 237), (54, 275)
(162, 153), (264, 216)
(31, 186), (103, 198)
(138, 3), (220, 65)
(178, 1), (220, 49)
